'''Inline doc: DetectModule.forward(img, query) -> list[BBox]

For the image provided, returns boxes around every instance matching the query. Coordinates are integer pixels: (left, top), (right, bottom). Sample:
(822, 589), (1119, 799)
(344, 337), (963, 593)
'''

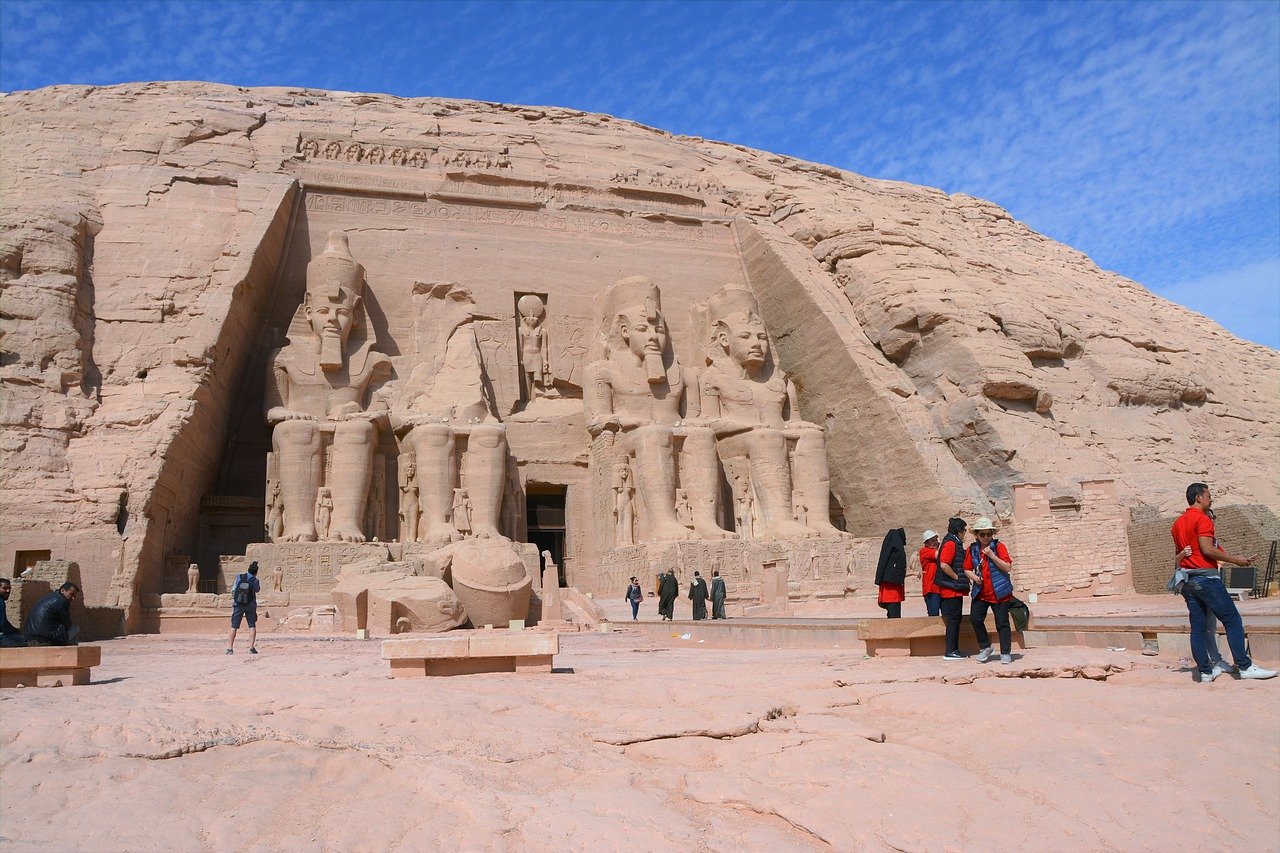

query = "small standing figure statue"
(452, 488), (473, 537)
(266, 480), (284, 542)
(517, 293), (554, 400)
(792, 496), (807, 527)
(675, 488), (695, 531)
(186, 563), (200, 594)
(735, 489), (754, 539)
(399, 460), (420, 543)
(315, 487), (334, 541)
(612, 462), (635, 547)
(272, 565), (284, 592)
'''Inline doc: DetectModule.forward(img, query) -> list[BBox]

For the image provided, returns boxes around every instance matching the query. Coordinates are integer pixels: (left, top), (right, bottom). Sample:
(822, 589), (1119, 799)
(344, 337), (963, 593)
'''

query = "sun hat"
(971, 517), (998, 532)
(922, 530), (938, 542)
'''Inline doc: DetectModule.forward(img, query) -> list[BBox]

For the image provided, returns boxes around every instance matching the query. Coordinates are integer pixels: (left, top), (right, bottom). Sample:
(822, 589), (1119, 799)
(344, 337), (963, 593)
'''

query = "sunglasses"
(975, 531), (994, 536)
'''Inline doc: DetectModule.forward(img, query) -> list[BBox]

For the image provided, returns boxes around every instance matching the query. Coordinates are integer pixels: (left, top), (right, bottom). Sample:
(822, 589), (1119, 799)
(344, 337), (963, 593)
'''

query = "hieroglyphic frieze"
(298, 135), (512, 171)
(303, 192), (719, 244)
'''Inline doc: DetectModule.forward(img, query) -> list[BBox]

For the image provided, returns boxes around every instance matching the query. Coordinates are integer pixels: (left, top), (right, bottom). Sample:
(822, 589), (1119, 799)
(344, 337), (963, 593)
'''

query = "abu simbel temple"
(2, 83), (1277, 637)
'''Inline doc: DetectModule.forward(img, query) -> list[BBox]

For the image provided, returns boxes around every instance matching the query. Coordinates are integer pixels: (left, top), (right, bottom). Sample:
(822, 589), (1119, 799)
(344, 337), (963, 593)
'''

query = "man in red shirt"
(1173, 483), (1275, 682)
(920, 531), (941, 617)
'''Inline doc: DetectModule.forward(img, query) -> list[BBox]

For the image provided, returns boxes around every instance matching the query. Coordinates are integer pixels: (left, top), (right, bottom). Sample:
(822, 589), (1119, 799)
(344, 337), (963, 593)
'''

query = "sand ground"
(2, 626), (1278, 853)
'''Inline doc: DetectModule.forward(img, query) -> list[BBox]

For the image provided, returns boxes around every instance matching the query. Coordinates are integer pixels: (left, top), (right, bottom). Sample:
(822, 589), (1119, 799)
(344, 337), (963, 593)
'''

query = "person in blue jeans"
(1172, 483), (1275, 683)
(625, 576), (644, 621)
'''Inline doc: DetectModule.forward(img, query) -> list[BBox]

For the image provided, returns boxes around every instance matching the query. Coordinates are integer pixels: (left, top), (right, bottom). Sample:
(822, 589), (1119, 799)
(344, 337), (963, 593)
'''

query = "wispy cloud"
(1, 0), (1276, 348)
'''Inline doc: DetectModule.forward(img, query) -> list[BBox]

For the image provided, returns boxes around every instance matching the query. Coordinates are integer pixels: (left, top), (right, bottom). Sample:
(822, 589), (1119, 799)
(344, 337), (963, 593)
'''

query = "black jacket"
(25, 592), (74, 644)
(874, 528), (907, 586)
(2, 607), (22, 637)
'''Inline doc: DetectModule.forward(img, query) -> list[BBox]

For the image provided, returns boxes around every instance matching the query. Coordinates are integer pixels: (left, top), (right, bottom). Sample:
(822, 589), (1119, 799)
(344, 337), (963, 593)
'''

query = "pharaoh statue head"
(305, 231), (366, 371)
(596, 276), (669, 384)
(702, 285), (771, 376)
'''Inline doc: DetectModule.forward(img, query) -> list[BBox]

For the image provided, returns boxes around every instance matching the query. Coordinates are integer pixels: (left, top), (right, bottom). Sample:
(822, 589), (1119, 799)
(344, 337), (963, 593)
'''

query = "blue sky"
(2, 0), (1277, 347)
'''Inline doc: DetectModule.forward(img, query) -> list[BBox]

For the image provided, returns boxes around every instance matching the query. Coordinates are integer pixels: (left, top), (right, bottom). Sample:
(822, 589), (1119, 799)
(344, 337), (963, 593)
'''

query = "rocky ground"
(1, 630), (1277, 852)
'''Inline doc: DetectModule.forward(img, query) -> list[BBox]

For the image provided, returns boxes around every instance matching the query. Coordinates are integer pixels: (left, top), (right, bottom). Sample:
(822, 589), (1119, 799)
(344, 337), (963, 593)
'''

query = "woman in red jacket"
(920, 530), (941, 617)
(965, 517), (1015, 664)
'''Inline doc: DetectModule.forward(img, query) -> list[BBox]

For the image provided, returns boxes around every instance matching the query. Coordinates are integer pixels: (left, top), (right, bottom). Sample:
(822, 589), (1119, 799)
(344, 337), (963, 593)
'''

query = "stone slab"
(468, 632), (558, 657)
(0, 645), (101, 688)
(381, 635), (470, 660)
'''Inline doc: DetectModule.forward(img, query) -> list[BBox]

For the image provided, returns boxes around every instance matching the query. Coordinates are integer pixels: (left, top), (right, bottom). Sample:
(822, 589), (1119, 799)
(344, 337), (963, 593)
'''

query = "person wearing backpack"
(935, 517), (971, 659)
(226, 562), (261, 655)
(965, 518), (1015, 664)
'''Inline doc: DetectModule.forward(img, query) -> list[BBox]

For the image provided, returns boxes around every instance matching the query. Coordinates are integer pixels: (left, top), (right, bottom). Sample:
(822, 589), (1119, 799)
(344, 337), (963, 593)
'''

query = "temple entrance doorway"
(526, 485), (567, 587)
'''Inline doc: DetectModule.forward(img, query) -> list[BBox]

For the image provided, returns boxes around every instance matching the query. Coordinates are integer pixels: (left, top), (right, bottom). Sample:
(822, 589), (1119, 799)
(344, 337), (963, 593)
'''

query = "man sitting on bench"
(1, 578), (27, 647)
(24, 583), (81, 647)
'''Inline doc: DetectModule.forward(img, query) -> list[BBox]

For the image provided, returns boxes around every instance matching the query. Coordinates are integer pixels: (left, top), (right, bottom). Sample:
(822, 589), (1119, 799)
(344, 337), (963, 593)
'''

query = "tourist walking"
(710, 571), (727, 619)
(874, 528), (906, 618)
(1173, 483), (1275, 682)
(625, 576), (644, 621)
(24, 582), (81, 646)
(688, 571), (709, 621)
(657, 568), (679, 621)
(935, 517), (970, 659)
(965, 518), (1015, 664)
(226, 562), (261, 655)
(920, 530), (941, 617)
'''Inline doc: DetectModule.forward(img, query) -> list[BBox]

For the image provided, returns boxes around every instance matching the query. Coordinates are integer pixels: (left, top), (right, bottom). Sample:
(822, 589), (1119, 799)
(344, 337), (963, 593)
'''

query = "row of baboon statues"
(262, 231), (848, 548)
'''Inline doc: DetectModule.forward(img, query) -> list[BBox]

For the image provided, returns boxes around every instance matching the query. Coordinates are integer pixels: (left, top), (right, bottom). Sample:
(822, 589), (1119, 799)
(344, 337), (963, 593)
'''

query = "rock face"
(1, 82), (1276, 629)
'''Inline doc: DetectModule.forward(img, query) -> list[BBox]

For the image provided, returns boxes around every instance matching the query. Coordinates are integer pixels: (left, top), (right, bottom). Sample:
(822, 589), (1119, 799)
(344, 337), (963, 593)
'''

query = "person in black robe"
(874, 528), (907, 619)
(657, 569), (679, 621)
(688, 571), (709, 620)
(710, 571), (727, 619)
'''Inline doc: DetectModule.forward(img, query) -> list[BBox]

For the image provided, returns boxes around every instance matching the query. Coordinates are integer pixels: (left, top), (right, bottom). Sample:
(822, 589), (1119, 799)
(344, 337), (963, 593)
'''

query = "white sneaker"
(976, 647), (993, 663)
(1210, 662), (1230, 680)
(1000, 654), (1012, 665)
(1238, 665), (1278, 680)
(1200, 669), (1220, 683)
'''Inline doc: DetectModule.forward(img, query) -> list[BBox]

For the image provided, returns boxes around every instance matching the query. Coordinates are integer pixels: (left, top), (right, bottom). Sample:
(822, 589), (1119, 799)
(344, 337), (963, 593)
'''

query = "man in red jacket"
(1173, 483), (1275, 682)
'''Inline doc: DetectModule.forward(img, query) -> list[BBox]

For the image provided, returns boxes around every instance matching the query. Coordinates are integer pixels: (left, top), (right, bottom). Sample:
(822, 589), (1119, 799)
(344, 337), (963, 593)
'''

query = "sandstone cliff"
(2, 82), (1275, 625)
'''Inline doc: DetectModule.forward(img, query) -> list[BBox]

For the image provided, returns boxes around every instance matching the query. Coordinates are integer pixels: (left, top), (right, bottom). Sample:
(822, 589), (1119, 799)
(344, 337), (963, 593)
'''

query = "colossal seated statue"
(390, 284), (508, 545)
(584, 276), (731, 543)
(697, 285), (847, 539)
(264, 231), (391, 543)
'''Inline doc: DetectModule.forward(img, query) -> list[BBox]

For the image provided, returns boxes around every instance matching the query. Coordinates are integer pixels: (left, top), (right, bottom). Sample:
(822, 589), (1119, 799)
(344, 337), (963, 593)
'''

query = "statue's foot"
(423, 524), (461, 544)
(809, 522), (852, 538)
(329, 525), (367, 543)
(764, 519), (820, 540)
(280, 530), (317, 543)
(650, 522), (697, 542)
(692, 523), (735, 541)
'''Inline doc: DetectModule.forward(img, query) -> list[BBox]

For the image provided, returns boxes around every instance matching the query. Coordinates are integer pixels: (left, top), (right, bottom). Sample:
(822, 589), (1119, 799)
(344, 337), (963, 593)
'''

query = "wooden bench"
(0, 645), (102, 687)
(858, 615), (1028, 657)
(382, 631), (559, 677)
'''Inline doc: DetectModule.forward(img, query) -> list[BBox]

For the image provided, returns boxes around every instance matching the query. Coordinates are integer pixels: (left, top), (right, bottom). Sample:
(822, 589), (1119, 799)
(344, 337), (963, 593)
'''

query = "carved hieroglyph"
(265, 231), (391, 543)
(584, 276), (732, 543)
(694, 285), (847, 539)
(391, 284), (508, 545)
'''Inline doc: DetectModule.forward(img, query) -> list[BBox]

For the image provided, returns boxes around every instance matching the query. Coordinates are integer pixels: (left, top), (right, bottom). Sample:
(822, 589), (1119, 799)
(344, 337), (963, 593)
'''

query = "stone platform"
(0, 645), (102, 687)
(381, 630), (559, 677)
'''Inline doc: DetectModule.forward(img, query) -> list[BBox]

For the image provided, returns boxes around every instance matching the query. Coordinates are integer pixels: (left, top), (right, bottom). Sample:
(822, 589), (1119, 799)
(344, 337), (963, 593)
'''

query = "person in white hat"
(964, 517), (1015, 664)
(920, 530), (941, 617)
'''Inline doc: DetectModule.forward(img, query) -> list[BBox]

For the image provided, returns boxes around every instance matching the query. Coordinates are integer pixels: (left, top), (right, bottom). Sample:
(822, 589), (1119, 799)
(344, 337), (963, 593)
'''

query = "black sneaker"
(225, 649), (233, 655)
(249, 647), (258, 655)
(942, 651), (967, 660)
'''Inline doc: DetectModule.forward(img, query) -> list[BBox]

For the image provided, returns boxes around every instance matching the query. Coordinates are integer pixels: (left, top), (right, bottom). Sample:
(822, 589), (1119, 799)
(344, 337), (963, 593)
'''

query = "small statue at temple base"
(517, 293), (556, 400)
